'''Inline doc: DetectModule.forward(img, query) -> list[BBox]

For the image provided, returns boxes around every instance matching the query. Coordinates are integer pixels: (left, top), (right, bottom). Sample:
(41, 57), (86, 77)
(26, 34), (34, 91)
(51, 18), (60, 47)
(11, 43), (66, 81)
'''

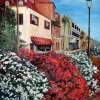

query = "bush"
(18, 48), (35, 61)
(67, 51), (98, 95)
(0, 49), (49, 100)
(31, 52), (89, 99)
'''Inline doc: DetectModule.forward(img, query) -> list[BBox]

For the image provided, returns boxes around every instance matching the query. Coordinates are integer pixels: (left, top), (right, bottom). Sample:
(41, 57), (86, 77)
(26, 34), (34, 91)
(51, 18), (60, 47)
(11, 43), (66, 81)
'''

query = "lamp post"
(86, 0), (92, 56)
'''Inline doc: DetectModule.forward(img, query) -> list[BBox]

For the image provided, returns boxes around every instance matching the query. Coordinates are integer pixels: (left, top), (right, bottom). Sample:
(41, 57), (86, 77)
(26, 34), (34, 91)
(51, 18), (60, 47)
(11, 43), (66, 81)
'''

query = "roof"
(9, 0), (49, 19)
(31, 36), (53, 46)
(26, 1), (40, 13)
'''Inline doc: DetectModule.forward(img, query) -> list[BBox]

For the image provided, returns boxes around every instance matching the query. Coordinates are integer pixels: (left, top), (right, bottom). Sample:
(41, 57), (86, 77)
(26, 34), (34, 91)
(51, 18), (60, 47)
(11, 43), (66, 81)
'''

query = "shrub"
(18, 48), (35, 61)
(67, 51), (98, 95)
(0, 49), (49, 100)
(31, 52), (89, 99)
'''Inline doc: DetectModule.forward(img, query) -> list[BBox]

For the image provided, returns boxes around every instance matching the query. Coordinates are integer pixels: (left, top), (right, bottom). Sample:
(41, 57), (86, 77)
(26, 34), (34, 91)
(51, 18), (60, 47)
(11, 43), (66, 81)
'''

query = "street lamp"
(86, 0), (92, 56)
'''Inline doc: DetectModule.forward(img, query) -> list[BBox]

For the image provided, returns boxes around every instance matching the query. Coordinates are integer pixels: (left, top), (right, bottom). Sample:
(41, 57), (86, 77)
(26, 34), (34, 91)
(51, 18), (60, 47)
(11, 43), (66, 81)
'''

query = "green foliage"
(51, 20), (60, 27)
(0, 5), (17, 51)
(62, 16), (69, 24)
(80, 31), (85, 39)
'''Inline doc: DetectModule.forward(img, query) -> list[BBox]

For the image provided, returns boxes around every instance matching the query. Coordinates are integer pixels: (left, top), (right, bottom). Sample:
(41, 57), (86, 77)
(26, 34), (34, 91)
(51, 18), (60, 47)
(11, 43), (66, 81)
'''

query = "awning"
(31, 36), (53, 46)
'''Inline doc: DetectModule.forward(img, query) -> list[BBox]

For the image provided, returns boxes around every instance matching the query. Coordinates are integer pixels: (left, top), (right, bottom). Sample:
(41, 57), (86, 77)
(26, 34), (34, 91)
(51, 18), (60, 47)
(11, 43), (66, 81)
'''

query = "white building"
(5, 0), (53, 52)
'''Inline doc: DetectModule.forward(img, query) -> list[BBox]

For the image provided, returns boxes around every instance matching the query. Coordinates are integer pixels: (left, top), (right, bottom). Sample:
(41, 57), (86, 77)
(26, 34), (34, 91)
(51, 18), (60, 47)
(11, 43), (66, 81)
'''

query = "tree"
(0, 4), (17, 51)
(80, 31), (88, 50)
(80, 31), (85, 39)
(51, 20), (60, 27)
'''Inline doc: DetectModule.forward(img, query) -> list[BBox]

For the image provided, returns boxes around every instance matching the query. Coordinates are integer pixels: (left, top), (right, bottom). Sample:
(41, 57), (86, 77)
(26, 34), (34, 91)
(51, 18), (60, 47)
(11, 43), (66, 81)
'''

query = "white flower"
(0, 50), (49, 99)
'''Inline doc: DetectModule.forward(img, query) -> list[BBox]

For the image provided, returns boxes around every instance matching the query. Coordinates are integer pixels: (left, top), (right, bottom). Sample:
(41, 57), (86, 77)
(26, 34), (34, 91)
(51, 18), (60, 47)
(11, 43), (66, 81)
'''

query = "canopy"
(31, 36), (53, 46)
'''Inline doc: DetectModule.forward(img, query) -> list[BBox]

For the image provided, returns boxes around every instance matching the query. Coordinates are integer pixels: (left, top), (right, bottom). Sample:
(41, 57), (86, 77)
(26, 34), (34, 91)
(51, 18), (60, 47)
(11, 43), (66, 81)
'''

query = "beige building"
(60, 16), (71, 51)
(60, 16), (81, 51)
(6, 0), (53, 52)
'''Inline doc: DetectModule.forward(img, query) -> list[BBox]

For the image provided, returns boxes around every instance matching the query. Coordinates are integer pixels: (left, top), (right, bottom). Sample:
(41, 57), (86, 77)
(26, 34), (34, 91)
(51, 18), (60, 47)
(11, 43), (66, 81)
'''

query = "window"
(79, 28), (80, 31)
(72, 23), (74, 28)
(19, 14), (23, 25)
(30, 14), (39, 26)
(37, 45), (51, 51)
(30, 43), (33, 50)
(72, 31), (79, 37)
(44, 20), (50, 29)
(75, 25), (77, 29)
(76, 27), (78, 30)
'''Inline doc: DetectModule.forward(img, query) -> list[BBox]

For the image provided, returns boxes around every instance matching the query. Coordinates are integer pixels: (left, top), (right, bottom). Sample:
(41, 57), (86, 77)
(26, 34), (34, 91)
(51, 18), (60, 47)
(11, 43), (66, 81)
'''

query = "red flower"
(29, 52), (89, 99)
(62, 70), (72, 81)
(18, 48), (35, 61)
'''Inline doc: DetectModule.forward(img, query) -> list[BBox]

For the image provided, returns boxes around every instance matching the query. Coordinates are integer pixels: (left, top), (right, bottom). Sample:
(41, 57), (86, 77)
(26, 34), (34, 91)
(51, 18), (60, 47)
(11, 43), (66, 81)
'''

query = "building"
(52, 12), (62, 52)
(5, 0), (54, 52)
(35, 0), (55, 20)
(60, 16), (71, 51)
(70, 21), (81, 50)
(60, 16), (81, 51)
(35, 0), (62, 52)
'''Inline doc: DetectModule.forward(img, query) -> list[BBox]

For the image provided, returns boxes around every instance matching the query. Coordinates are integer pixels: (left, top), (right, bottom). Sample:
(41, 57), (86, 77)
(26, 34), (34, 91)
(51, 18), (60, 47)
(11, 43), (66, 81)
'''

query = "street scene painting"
(0, 0), (100, 99)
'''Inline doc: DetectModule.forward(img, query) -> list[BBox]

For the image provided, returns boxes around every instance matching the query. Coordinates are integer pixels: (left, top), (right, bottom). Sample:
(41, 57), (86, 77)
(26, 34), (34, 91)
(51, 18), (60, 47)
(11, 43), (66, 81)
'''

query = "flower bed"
(0, 49), (49, 100)
(67, 51), (98, 95)
(30, 52), (89, 99)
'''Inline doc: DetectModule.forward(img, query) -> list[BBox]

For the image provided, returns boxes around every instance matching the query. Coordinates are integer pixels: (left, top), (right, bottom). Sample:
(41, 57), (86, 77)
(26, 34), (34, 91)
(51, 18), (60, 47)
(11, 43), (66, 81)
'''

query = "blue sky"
(53, 0), (100, 42)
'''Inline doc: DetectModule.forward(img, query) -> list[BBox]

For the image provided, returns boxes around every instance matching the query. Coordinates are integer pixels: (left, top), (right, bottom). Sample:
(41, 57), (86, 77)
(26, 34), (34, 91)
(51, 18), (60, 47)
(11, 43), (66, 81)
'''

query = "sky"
(53, 0), (100, 42)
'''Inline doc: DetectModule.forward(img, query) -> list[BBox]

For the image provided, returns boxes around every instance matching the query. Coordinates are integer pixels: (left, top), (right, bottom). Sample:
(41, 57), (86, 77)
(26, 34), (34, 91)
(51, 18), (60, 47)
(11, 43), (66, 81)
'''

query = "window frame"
(30, 14), (39, 26)
(44, 20), (50, 29)
(19, 13), (23, 25)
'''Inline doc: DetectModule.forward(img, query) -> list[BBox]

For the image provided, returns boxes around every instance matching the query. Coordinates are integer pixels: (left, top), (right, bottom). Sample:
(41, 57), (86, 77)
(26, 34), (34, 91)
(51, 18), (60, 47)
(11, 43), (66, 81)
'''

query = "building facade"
(35, 0), (55, 20)
(52, 12), (62, 52)
(60, 16), (81, 51)
(70, 21), (81, 50)
(60, 16), (71, 51)
(5, 0), (54, 52)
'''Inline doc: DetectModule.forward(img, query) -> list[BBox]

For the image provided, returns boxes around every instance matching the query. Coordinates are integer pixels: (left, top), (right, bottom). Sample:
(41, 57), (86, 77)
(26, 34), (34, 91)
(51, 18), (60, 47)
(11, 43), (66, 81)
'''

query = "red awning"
(31, 36), (53, 46)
